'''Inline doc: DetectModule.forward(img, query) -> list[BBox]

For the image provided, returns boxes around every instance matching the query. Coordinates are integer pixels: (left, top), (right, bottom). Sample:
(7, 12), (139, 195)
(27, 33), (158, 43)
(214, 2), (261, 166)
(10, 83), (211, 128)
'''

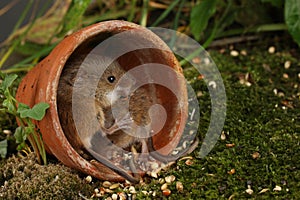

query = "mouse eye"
(107, 76), (116, 83)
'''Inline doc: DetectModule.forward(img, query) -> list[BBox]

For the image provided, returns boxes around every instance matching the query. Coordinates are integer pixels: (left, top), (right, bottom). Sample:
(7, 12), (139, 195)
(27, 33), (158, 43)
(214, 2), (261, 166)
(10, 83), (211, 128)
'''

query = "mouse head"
(103, 62), (136, 105)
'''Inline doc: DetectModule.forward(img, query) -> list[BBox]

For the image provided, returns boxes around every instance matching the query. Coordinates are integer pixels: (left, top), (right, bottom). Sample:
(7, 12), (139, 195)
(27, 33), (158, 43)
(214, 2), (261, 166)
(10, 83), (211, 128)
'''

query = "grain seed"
(161, 183), (168, 190)
(268, 46), (276, 54)
(109, 183), (120, 190)
(165, 175), (176, 183)
(176, 181), (184, 192)
(162, 189), (171, 197)
(230, 50), (239, 57)
(103, 181), (112, 188)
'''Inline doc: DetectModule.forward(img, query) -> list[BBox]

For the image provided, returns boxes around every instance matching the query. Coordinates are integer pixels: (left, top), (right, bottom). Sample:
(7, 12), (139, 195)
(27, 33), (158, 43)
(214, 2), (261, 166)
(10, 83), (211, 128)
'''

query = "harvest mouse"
(105, 67), (199, 165)
(57, 54), (139, 183)
(58, 54), (198, 182)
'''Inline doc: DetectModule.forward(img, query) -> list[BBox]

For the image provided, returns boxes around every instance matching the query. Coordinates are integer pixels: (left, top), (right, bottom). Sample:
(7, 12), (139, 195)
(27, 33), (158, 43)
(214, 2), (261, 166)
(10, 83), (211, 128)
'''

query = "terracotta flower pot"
(15, 20), (188, 182)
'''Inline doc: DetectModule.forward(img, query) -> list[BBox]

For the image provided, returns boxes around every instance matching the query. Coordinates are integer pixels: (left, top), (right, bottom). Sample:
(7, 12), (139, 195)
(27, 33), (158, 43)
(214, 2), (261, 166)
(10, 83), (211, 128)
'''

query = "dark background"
(0, 0), (53, 43)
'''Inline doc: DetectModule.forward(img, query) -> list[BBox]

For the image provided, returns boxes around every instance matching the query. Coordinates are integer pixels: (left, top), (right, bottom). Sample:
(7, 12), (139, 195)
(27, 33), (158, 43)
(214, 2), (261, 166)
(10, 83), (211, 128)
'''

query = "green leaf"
(24, 126), (34, 135)
(285, 0), (300, 46)
(18, 102), (49, 120)
(14, 126), (26, 144)
(3, 98), (15, 113)
(0, 140), (8, 158)
(0, 74), (18, 91)
(57, 0), (92, 37)
(17, 102), (30, 112)
(190, 0), (218, 41)
(0, 71), (5, 79)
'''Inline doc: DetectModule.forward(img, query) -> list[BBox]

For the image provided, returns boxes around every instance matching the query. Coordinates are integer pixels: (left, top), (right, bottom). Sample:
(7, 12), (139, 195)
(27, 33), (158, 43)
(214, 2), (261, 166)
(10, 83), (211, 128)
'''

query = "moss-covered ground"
(0, 38), (299, 199)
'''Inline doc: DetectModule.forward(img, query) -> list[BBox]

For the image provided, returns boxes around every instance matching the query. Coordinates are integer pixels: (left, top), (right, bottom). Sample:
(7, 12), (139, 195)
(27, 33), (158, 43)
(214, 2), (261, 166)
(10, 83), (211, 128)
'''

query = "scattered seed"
(94, 188), (99, 194)
(208, 81), (217, 89)
(298, 73), (300, 79)
(284, 60), (291, 69)
(228, 168), (236, 175)
(171, 149), (179, 155)
(246, 187), (253, 195)
(129, 186), (137, 194)
(141, 190), (148, 195)
(273, 185), (282, 191)
(150, 171), (158, 178)
(99, 187), (106, 195)
(240, 50), (247, 56)
(190, 108), (196, 121)
(150, 162), (159, 170)
(95, 193), (103, 197)
(109, 183), (120, 190)
(125, 180), (132, 186)
(182, 141), (188, 149)
(226, 143), (235, 148)
(161, 183), (168, 191)
(158, 178), (165, 184)
(118, 192), (127, 200)
(111, 194), (118, 200)
(252, 152), (260, 159)
(105, 188), (114, 193)
(203, 57), (211, 64)
(85, 175), (92, 183)
(162, 189), (171, 197)
(221, 131), (226, 140)
(230, 50), (239, 57)
(176, 181), (184, 192)
(152, 191), (157, 197)
(294, 84), (298, 89)
(278, 92), (285, 97)
(185, 159), (194, 166)
(189, 130), (195, 135)
(106, 197), (112, 200)
(219, 48), (226, 54)
(258, 188), (269, 194)
(3, 130), (11, 135)
(268, 46), (276, 54)
(179, 156), (193, 161)
(192, 57), (201, 64)
(103, 181), (112, 188)
(197, 91), (203, 97)
(197, 74), (204, 80)
(283, 73), (289, 79)
(165, 175), (176, 183)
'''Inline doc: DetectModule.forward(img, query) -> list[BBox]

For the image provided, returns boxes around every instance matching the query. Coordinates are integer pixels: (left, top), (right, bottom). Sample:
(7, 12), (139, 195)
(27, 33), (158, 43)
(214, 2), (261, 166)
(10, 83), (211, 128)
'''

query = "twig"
(209, 35), (260, 48)
(0, 0), (19, 16)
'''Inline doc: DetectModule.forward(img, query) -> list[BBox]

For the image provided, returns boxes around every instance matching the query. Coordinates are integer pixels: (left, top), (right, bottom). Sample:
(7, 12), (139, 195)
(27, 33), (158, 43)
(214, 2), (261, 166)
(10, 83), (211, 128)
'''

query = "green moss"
(0, 153), (94, 199)
(0, 42), (299, 199)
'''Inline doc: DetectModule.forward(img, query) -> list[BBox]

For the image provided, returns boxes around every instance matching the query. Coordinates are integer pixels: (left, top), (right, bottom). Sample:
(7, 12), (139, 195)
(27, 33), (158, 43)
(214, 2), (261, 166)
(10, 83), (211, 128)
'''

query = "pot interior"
(57, 27), (186, 161)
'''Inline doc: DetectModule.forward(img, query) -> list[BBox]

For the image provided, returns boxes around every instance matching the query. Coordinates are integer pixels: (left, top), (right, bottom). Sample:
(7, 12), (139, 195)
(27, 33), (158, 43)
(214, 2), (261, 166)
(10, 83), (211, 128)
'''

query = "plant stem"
(169, 0), (186, 49)
(2, 43), (57, 71)
(0, 0), (34, 69)
(151, 0), (181, 27)
(27, 133), (42, 164)
(217, 23), (288, 38)
(140, 0), (149, 27)
(128, 0), (137, 22)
